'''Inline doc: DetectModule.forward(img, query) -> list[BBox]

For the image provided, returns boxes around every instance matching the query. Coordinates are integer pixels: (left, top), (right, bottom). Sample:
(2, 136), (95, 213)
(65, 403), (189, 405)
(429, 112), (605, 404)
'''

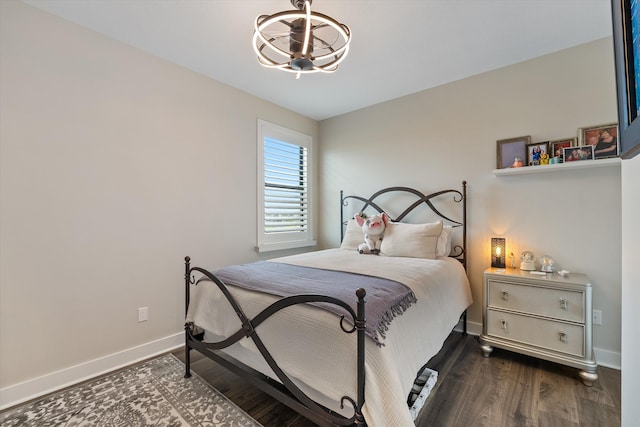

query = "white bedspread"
(186, 249), (472, 426)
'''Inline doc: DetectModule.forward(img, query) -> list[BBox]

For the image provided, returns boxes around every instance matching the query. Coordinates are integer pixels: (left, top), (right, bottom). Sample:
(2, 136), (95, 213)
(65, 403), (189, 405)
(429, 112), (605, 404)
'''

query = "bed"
(183, 182), (472, 426)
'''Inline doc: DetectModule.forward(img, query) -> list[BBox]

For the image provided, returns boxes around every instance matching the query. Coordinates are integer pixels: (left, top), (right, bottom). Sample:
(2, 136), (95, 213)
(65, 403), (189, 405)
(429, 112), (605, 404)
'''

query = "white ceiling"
(23, 0), (613, 121)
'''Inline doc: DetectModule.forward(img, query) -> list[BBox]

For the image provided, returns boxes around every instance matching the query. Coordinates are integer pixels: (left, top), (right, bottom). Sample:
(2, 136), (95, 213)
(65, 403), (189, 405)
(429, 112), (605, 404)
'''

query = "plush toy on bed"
(354, 212), (389, 254)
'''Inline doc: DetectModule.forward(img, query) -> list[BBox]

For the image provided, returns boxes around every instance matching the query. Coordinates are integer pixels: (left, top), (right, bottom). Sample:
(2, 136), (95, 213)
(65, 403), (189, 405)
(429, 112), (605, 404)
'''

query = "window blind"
(263, 138), (308, 234)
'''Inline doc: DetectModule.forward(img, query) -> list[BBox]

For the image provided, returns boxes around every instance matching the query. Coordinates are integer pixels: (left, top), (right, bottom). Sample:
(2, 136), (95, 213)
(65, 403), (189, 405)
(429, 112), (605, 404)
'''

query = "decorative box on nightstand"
(479, 267), (598, 386)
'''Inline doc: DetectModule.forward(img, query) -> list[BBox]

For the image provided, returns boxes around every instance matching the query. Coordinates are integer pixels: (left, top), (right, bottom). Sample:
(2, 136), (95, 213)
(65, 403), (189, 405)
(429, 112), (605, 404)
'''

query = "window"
(257, 120), (315, 252)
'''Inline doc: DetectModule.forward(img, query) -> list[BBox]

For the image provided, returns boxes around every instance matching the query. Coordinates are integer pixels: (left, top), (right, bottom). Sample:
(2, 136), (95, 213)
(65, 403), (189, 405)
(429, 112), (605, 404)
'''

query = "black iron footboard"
(183, 256), (367, 427)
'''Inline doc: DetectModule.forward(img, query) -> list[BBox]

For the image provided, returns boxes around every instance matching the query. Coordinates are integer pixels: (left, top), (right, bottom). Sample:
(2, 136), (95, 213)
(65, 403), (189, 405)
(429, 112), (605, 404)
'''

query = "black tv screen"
(612, 0), (640, 158)
(631, 0), (640, 115)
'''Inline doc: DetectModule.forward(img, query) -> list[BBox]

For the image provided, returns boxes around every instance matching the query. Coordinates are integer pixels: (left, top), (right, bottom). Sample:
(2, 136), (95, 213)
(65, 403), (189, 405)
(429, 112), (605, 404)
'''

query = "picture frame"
(549, 138), (576, 162)
(496, 135), (531, 169)
(563, 145), (594, 162)
(578, 123), (619, 159)
(611, 0), (640, 159)
(526, 141), (549, 166)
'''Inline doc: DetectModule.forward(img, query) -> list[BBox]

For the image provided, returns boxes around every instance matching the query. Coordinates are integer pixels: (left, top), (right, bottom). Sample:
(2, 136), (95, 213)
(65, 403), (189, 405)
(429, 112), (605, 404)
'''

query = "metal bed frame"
(183, 181), (468, 426)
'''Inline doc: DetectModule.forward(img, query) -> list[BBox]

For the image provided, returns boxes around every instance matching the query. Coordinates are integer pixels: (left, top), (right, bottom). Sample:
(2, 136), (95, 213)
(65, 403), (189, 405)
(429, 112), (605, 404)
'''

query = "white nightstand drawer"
(488, 279), (584, 322)
(486, 310), (585, 357)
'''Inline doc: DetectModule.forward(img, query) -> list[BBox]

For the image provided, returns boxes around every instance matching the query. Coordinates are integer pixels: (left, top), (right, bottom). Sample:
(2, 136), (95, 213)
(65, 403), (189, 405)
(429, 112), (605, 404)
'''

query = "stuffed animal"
(354, 212), (389, 254)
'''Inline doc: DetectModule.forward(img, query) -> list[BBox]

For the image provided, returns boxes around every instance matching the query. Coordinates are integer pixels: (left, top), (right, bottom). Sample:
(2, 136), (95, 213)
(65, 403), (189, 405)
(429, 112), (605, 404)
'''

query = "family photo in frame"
(526, 141), (549, 166)
(564, 145), (594, 162)
(578, 123), (619, 159)
(550, 137), (577, 161)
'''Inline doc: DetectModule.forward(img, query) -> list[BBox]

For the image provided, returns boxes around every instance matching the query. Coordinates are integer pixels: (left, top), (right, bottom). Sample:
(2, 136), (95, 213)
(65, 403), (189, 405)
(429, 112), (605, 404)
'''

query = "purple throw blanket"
(206, 260), (417, 346)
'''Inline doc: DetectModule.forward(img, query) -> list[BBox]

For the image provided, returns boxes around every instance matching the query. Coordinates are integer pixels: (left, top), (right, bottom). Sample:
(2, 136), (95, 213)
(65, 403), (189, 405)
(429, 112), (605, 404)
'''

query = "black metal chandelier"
(252, 0), (352, 78)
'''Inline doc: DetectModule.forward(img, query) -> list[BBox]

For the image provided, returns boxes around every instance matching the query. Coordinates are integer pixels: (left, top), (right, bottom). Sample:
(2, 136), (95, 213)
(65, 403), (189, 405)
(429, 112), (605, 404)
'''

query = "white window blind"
(264, 138), (308, 233)
(257, 120), (315, 251)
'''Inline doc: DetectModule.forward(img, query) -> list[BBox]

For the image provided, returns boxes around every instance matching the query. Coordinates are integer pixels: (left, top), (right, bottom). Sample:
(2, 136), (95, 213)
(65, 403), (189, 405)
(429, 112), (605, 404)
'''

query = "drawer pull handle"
(559, 298), (568, 310)
(501, 290), (509, 301)
(559, 331), (567, 342)
(501, 319), (508, 331)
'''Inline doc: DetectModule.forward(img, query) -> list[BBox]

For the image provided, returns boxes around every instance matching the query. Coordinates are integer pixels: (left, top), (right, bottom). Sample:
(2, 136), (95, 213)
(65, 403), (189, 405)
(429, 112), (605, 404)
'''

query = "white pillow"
(340, 219), (364, 250)
(381, 221), (443, 259)
(436, 225), (452, 257)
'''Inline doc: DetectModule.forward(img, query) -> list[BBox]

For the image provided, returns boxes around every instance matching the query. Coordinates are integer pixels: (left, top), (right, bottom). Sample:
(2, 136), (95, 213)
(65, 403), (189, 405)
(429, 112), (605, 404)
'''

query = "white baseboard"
(454, 319), (483, 336)
(594, 347), (621, 370)
(0, 332), (183, 411)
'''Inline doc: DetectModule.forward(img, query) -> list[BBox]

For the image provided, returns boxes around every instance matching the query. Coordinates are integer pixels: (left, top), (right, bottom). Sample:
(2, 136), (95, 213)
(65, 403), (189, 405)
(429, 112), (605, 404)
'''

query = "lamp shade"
(491, 238), (506, 268)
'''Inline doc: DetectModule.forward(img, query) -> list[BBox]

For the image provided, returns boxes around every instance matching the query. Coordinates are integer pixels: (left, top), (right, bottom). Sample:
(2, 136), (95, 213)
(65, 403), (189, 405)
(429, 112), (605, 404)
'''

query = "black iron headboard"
(340, 181), (467, 270)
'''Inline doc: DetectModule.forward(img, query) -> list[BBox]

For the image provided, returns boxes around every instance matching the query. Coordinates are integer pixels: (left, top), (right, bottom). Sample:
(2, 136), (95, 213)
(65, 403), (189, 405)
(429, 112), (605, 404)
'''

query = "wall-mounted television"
(612, 0), (640, 159)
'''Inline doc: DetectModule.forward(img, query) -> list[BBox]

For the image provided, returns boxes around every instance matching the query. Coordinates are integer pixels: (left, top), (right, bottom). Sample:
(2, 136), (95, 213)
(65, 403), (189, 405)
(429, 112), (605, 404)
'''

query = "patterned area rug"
(0, 353), (263, 426)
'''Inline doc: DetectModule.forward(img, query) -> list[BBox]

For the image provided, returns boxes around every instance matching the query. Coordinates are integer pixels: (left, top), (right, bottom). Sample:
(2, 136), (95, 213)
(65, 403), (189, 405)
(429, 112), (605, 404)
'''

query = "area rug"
(0, 353), (263, 426)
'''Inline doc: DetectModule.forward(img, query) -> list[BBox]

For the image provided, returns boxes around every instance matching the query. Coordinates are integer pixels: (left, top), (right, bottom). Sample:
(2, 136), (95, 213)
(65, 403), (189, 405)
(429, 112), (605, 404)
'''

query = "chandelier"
(252, 0), (351, 79)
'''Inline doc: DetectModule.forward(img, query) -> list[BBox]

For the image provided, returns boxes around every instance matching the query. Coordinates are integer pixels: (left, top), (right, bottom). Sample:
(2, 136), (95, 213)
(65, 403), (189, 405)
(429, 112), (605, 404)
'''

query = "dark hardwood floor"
(172, 333), (620, 427)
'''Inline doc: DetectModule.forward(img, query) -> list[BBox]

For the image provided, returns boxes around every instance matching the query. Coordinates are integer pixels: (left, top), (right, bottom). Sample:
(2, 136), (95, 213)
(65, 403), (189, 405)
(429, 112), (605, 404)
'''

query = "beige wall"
(0, 0), (317, 399)
(318, 38), (621, 365)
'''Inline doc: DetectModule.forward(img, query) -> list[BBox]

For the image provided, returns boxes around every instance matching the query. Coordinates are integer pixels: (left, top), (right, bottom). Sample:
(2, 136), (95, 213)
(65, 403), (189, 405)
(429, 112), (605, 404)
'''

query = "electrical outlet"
(592, 309), (602, 325)
(138, 307), (148, 322)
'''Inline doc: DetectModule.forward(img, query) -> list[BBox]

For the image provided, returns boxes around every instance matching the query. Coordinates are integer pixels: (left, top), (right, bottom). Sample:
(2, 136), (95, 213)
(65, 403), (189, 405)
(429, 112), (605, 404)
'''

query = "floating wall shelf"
(493, 158), (621, 176)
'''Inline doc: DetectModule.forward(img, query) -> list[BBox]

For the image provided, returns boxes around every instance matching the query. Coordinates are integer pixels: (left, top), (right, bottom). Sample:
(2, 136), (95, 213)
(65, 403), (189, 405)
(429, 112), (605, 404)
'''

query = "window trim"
(256, 120), (316, 252)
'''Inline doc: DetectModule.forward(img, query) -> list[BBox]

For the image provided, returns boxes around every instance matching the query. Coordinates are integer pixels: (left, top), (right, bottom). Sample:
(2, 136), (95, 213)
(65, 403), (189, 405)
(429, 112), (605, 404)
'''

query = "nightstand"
(480, 267), (598, 386)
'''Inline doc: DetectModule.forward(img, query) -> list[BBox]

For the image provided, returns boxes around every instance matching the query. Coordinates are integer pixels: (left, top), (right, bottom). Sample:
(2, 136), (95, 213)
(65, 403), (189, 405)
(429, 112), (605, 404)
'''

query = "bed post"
(340, 190), (345, 242)
(184, 256), (192, 379)
(355, 288), (367, 425)
(462, 181), (468, 336)
(462, 180), (467, 272)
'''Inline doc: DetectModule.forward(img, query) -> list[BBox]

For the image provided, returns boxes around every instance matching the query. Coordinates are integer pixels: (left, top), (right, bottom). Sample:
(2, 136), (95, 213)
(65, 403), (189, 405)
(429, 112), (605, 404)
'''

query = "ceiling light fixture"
(252, 0), (351, 79)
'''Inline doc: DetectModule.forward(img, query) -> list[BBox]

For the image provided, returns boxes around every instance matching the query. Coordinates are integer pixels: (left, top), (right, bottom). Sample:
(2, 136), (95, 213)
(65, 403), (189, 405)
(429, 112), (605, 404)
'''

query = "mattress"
(186, 248), (472, 426)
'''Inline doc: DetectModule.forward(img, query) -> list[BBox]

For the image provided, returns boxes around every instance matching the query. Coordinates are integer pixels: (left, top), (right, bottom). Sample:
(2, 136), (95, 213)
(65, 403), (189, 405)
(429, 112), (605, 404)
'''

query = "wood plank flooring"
(172, 332), (620, 427)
